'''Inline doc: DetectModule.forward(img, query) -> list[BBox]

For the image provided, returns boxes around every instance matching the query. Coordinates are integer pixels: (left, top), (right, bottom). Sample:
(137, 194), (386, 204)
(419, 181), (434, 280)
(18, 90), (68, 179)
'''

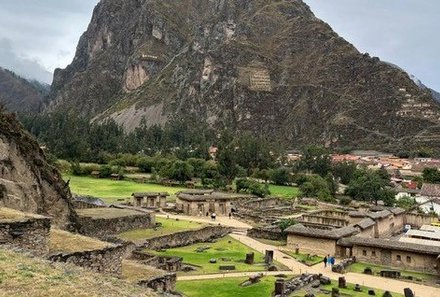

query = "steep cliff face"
(49, 0), (440, 150)
(0, 108), (77, 228)
(0, 67), (46, 114)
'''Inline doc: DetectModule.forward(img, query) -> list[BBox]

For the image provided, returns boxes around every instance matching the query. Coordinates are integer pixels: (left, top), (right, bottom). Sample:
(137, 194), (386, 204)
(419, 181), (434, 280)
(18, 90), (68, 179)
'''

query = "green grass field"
(119, 217), (204, 241)
(149, 236), (286, 275)
(64, 175), (186, 203)
(292, 280), (404, 297)
(177, 276), (278, 297)
(268, 185), (300, 199)
(347, 262), (437, 284)
(177, 277), (403, 297)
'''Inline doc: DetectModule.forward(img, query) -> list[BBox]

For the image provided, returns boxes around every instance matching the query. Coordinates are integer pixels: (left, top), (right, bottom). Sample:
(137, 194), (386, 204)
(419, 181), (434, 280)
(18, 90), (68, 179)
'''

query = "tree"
(187, 158), (207, 178)
(217, 144), (238, 184)
(236, 178), (270, 198)
(332, 161), (357, 184)
(299, 175), (333, 202)
(423, 167), (440, 184)
(346, 169), (396, 206)
(396, 195), (417, 210)
(160, 160), (194, 183)
(269, 167), (291, 185)
(296, 145), (331, 177)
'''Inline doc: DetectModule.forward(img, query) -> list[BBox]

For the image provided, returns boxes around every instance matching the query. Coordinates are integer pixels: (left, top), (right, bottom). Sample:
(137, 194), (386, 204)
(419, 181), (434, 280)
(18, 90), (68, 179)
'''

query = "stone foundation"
(141, 226), (232, 250)
(138, 273), (177, 293)
(77, 212), (154, 238)
(0, 216), (50, 256)
(247, 227), (285, 241)
(49, 244), (127, 275)
(131, 250), (182, 272)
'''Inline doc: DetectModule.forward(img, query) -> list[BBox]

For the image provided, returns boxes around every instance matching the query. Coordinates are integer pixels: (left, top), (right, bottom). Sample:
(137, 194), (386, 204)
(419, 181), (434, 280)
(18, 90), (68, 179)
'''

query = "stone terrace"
(0, 207), (51, 256)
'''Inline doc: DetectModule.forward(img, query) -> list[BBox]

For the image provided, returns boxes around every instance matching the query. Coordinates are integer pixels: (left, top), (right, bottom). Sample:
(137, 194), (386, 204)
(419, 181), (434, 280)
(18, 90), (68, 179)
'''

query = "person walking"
(326, 254), (331, 267)
(323, 255), (328, 268)
(330, 256), (335, 267)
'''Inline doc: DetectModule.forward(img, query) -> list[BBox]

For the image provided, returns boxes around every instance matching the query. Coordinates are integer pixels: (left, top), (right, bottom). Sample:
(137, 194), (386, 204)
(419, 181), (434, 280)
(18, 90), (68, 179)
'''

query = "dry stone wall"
(48, 244), (127, 275)
(247, 227), (285, 241)
(0, 217), (50, 256)
(78, 213), (154, 237)
(141, 226), (232, 250)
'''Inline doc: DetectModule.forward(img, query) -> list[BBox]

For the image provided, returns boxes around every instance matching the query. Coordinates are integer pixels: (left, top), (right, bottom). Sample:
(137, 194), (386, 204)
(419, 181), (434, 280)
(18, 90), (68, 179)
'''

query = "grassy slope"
(119, 217), (204, 241)
(0, 249), (155, 297)
(268, 185), (300, 199)
(64, 175), (185, 203)
(49, 229), (111, 254)
(149, 236), (286, 274)
(348, 262), (437, 283)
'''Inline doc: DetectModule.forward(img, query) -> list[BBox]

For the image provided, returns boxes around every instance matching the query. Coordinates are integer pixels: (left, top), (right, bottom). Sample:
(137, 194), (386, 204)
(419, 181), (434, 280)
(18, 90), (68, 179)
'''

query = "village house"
(131, 192), (169, 209)
(285, 208), (406, 255)
(176, 190), (238, 216)
(337, 237), (440, 275)
(285, 224), (359, 256)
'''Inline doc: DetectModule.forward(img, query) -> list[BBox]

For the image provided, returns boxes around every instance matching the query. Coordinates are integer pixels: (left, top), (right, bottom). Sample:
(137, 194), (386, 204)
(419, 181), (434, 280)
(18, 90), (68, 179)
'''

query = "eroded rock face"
(0, 111), (77, 229)
(49, 0), (440, 150)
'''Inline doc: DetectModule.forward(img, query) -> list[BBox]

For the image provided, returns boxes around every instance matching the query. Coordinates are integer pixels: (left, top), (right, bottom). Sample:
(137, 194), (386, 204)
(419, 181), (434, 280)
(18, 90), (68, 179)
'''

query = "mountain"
(48, 0), (440, 151)
(431, 89), (440, 103)
(0, 67), (48, 113)
(0, 107), (77, 228)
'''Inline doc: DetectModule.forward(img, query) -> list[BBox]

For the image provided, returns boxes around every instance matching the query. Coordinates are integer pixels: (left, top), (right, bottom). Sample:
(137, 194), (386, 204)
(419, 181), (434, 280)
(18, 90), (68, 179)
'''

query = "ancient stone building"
(131, 192), (169, 209)
(338, 237), (440, 275)
(176, 191), (238, 216)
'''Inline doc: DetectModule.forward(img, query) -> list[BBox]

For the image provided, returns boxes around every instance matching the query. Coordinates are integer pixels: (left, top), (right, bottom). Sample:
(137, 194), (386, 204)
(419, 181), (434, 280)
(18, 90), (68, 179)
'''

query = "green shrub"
(236, 178), (270, 198)
(55, 159), (71, 173)
(99, 165), (113, 178)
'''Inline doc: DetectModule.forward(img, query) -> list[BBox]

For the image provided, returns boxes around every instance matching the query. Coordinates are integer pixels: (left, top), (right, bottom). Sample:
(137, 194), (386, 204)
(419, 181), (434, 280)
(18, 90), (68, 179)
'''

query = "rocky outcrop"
(49, 0), (440, 150)
(0, 109), (77, 229)
(0, 67), (46, 114)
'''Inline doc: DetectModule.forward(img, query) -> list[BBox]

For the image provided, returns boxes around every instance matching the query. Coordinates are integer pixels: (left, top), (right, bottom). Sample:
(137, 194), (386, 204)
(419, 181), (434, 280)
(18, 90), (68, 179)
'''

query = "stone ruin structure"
(175, 190), (238, 216)
(131, 192), (169, 209)
(273, 273), (331, 297)
(0, 207), (50, 256)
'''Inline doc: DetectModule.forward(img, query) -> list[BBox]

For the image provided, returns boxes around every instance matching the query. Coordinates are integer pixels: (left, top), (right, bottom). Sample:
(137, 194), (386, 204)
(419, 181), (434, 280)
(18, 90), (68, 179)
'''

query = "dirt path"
(231, 234), (440, 297)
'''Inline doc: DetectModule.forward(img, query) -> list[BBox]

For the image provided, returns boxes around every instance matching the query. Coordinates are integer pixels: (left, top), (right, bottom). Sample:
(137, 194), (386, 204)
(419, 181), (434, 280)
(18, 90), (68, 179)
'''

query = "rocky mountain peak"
(48, 0), (440, 151)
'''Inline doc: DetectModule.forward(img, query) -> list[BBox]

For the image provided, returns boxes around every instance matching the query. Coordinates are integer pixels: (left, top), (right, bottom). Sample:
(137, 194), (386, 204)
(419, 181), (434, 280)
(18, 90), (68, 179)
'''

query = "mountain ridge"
(0, 67), (48, 113)
(48, 0), (440, 151)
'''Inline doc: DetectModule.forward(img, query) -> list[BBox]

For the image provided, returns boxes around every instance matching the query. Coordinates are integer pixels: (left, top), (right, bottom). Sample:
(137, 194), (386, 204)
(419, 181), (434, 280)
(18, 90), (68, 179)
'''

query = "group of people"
(323, 255), (336, 268)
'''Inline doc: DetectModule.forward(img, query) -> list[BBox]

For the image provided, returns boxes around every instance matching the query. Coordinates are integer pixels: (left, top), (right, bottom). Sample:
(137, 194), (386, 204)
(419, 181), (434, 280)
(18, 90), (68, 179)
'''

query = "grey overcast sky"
(0, 1), (438, 90)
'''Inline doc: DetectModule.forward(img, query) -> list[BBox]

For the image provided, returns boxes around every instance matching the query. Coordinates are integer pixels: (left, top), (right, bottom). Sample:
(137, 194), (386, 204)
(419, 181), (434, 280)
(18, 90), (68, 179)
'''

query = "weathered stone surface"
(49, 0), (440, 151)
(49, 243), (128, 275)
(0, 215), (51, 256)
(77, 211), (154, 237)
(0, 111), (77, 229)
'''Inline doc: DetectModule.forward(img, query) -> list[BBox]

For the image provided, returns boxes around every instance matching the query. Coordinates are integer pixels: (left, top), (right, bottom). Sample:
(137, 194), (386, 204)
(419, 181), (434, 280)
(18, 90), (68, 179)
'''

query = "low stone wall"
(141, 226), (232, 250)
(0, 217), (50, 256)
(132, 250), (182, 272)
(77, 213), (154, 238)
(138, 273), (177, 293)
(247, 227), (285, 241)
(48, 244), (127, 275)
